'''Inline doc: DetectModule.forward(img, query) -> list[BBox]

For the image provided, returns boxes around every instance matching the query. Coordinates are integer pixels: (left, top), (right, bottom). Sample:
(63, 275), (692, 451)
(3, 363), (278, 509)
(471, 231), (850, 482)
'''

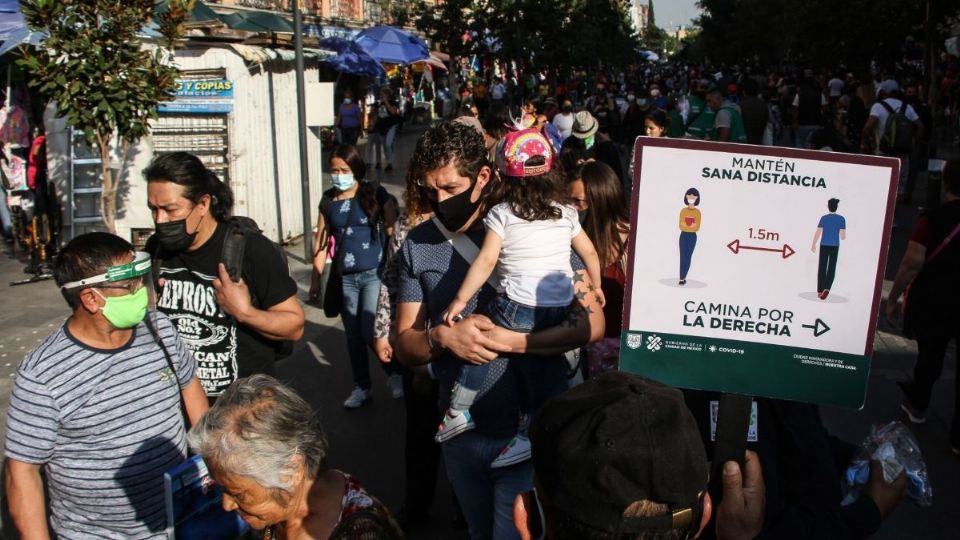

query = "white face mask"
(344, 98), (352, 104)
(686, 197), (697, 205)
(627, 94), (636, 102)
(650, 89), (661, 97)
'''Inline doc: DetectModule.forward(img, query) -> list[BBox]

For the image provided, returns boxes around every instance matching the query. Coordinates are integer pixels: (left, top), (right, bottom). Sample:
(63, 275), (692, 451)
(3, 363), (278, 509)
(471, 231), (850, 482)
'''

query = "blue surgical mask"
(331, 173), (355, 191)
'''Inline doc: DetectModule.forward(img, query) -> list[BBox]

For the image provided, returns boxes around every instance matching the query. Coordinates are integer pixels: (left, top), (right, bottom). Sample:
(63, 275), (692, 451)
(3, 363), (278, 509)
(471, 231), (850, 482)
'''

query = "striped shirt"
(4, 311), (195, 539)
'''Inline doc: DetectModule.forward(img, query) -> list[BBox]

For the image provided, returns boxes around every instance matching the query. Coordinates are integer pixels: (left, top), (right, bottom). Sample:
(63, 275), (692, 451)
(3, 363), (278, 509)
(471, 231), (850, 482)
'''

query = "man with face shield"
(4, 232), (208, 539)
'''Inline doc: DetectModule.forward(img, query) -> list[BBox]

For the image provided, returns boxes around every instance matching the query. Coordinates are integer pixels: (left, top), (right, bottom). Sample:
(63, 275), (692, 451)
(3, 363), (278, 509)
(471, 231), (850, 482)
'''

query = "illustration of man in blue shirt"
(811, 198), (846, 300)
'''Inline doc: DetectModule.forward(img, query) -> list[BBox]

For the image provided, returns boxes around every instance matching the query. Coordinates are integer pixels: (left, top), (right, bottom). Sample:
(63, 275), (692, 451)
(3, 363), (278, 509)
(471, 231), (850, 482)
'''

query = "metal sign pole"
(292, 0), (313, 262)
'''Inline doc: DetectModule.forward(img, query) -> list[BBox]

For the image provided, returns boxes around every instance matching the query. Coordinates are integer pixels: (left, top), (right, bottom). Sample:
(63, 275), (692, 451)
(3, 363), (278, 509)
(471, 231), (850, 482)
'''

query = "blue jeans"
(679, 231), (697, 280)
(795, 124), (818, 148)
(366, 125), (397, 166)
(452, 295), (567, 413)
(443, 431), (533, 540)
(341, 268), (391, 389)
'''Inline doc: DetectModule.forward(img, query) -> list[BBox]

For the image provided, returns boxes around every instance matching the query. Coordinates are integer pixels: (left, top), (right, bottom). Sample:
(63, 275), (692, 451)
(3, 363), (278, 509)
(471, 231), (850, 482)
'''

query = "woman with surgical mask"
(336, 89), (362, 146)
(312, 145), (400, 409)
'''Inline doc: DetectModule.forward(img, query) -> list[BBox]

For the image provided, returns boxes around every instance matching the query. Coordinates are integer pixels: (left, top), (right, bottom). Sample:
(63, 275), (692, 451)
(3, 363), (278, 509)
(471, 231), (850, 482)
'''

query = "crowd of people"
(4, 52), (960, 540)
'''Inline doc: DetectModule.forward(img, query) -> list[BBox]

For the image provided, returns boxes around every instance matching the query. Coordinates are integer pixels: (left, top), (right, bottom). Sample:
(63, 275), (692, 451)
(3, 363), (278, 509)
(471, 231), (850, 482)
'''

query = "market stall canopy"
(319, 37), (386, 81)
(639, 50), (660, 62)
(353, 25), (429, 65)
(414, 55), (447, 71)
(0, 25), (44, 57)
(219, 10), (294, 33)
(0, 0), (23, 40)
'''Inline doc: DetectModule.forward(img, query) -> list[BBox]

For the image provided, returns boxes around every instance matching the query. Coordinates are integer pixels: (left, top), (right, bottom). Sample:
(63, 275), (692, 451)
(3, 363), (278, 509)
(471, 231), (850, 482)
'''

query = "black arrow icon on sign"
(802, 319), (831, 337)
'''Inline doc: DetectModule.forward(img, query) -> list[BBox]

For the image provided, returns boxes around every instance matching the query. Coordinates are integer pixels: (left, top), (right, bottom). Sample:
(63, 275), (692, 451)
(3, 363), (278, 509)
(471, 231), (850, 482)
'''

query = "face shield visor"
(60, 251), (157, 309)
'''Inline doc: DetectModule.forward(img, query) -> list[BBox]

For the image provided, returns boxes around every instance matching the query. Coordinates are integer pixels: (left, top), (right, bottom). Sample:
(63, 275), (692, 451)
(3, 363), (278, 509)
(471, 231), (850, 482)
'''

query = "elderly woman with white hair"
(187, 375), (404, 539)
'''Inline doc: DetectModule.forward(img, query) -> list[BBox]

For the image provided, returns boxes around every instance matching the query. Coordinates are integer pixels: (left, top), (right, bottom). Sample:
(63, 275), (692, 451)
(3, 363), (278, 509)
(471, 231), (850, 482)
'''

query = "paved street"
(0, 123), (957, 539)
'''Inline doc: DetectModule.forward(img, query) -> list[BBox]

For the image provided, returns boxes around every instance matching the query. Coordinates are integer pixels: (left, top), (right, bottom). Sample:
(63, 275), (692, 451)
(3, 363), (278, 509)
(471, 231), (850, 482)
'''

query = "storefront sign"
(158, 79), (234, 114)
(620, 138), (899, 408)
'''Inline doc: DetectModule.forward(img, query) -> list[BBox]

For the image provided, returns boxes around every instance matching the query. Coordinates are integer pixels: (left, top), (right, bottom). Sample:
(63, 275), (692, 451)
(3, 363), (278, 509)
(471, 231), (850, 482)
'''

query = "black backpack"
(220, 216), (289, 282)
(878, 100), (915, 155)
(150, 216), (293, 358)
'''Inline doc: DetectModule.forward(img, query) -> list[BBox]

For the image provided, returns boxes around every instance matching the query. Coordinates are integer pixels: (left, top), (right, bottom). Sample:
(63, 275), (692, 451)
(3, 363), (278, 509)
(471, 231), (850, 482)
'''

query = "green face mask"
(95, 287), (149, 329)
(584, 134), (595, 150)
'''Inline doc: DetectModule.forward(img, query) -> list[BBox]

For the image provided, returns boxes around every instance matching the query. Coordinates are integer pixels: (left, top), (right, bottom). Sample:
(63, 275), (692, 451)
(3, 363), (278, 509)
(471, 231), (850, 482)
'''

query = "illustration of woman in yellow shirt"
(678, 188), (701, 285)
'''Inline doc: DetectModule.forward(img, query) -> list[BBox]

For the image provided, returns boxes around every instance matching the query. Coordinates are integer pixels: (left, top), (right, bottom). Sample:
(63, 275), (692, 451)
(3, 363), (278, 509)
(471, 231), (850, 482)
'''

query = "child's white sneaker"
(435, 409), (475, 443)
(490, 434), (531, 468)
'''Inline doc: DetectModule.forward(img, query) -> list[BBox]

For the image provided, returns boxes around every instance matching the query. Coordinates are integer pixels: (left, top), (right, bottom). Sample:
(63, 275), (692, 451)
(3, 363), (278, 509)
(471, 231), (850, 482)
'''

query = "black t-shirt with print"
(149, 222), (297, 396)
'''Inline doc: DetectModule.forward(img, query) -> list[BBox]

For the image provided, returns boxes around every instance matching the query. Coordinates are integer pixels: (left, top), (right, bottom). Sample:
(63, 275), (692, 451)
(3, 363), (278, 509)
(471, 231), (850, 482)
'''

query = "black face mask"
(155, 211), (202, 252)
(428, 177), (484, 232)
(578, 208), (589, 225)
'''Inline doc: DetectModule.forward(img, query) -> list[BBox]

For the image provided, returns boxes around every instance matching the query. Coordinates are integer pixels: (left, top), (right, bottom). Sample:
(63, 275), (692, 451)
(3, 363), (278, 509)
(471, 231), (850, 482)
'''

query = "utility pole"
(292, 0), (313, 262)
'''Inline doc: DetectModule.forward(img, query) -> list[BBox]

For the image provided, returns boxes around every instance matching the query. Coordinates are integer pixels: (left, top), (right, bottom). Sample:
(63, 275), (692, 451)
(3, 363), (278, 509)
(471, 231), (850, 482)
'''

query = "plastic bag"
(841, 421), (932, 507)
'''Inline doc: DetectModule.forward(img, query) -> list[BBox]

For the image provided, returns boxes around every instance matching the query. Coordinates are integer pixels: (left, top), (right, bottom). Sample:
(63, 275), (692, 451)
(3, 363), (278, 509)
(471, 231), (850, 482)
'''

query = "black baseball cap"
(530, 372), (707, 534)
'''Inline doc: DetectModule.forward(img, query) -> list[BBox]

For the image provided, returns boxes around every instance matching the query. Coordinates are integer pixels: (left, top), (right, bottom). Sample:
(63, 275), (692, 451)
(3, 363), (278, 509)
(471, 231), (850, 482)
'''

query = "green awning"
(219, 11), (294, 33)
(154, 0), (220, 24)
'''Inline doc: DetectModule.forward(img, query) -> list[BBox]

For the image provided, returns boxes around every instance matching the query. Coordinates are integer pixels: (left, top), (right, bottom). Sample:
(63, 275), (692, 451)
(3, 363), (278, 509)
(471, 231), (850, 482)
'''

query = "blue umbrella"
(319, 37), (386, 81)
(353, 25), (429, 65)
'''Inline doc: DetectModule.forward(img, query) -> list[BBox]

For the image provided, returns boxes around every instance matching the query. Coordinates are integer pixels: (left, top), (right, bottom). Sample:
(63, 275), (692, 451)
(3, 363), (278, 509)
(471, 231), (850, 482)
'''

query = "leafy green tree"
(412, 0), (638, 72)
(18, 0), (190, 232)
(413, 0), (492, 60)
(694, 0), (959, 69)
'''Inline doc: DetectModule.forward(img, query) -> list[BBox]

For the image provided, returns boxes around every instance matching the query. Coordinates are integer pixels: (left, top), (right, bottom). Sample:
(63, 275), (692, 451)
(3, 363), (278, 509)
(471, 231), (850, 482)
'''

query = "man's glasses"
(96, 277), (144, 294)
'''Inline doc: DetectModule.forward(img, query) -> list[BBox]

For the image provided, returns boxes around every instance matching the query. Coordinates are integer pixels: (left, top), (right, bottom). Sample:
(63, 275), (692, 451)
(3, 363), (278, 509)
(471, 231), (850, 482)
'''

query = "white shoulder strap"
(432, 217), (500, 291)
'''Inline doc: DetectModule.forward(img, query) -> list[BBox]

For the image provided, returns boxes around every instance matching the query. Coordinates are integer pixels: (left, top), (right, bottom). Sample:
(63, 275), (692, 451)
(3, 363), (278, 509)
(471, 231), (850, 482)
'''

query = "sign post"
(621, 138), (899, 409)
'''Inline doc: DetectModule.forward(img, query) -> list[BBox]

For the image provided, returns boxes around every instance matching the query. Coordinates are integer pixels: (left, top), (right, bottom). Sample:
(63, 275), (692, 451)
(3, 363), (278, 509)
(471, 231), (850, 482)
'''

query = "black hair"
(944, 159), (960, 197)
(409, 120), (492, 192)
(143, 152), (234, 221)
(328, 144), (381, 240)
(55, 232), (133, 309)
(331, 144), (366, 182)
(828, 198), (840, 212)
(559, 136), (591, 175)
(646, 109), (670, 130)
(684, 188), (700, 206)
(742, 78), (760, 97)
(483, 105), (513, 140)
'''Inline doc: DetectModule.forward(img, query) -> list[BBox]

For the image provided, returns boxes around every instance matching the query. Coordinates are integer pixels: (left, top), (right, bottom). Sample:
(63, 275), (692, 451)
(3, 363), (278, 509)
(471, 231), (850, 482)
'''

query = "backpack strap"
(878, 100), (894, 114)
(220, 217), (260, 283)
(926, 221), (960, 264)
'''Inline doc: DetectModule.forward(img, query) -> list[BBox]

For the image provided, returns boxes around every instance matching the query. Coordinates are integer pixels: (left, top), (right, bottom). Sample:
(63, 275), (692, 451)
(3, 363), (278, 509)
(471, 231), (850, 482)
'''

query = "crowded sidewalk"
(0, 116), (957, 539)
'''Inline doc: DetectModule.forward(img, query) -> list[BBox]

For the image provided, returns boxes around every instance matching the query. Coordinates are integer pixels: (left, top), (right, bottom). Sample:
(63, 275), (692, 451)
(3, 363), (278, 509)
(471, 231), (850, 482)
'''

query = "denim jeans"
(341, 268), (391, 389)
(366, 125), (397, 166)
(452, 295), (567, 413)
(795, 124), (818, 148)
(443, 430), (533, 540)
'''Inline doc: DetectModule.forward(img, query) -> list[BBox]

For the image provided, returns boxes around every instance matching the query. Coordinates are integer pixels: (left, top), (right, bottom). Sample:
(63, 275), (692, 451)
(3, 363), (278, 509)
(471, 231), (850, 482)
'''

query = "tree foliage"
(18, 0), (190, 232)
(412, 0), (639, 71)
(694, 0), (960, 68)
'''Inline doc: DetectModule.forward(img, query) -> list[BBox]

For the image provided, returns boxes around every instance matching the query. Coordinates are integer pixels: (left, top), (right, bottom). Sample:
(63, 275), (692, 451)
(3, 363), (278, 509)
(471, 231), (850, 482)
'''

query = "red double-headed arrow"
(727, 239), (795, 259)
